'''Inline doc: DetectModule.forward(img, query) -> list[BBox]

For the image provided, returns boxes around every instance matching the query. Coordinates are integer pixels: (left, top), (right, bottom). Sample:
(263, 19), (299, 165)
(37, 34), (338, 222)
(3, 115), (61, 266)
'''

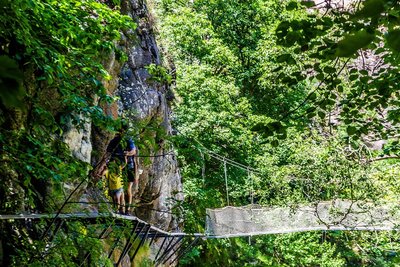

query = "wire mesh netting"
(205, 200), (400, 237)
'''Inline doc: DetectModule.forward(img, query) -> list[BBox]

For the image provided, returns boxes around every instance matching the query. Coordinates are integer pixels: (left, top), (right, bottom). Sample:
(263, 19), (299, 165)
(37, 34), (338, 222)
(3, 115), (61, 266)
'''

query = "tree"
(0, 0), (134, 265)
(155, 0), (400, 265)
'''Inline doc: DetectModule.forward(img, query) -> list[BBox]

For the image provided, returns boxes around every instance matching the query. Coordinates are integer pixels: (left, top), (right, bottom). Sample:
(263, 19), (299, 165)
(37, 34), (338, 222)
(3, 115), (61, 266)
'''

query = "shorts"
(109, 188), (123, 196)
(126, 166), (136, 183)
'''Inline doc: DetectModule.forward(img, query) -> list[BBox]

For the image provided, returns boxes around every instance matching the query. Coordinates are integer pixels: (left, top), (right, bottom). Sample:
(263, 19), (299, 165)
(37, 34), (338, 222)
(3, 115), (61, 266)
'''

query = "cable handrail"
(0, 212), (205, 238)
(2, 211), (398, 239)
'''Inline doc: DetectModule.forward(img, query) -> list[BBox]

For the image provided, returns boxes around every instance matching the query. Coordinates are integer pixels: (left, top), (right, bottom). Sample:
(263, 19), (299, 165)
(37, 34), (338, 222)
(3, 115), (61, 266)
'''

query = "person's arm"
(134, 152), (139, 180)
(124, 147), (136, 156)
(120, 161), (127, 170)
(124, 140), (136, 170)
(91, 153), (110, 180)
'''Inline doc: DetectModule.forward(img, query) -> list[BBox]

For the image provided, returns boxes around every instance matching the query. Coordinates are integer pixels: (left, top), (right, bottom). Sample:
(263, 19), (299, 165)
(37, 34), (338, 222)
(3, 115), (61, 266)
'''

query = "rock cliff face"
(86, 0), (182, 231)
(117, 0), (183, 230)
(63, 0), (182, 231)
(0, 0), (180, 265)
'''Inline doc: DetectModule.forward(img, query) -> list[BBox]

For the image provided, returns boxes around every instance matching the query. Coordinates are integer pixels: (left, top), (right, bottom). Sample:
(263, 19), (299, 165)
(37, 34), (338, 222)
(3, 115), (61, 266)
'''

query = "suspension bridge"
(2, 200), (399, 266)
(2, 144), (400, 266)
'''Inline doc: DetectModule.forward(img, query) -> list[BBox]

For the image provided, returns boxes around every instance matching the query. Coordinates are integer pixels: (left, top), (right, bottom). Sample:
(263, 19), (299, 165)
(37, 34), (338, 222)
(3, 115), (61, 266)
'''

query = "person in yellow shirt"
(104, 159), (125, 214)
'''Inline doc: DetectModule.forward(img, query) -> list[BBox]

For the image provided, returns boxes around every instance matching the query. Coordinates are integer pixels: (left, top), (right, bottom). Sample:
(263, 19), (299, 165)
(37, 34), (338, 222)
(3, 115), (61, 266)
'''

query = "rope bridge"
(3, 143), (400, 265)
(0, 212), (203, 266)
(206, 200), (400, 237)
(197, 144), (400, 237)
(2, 199), (400, 266)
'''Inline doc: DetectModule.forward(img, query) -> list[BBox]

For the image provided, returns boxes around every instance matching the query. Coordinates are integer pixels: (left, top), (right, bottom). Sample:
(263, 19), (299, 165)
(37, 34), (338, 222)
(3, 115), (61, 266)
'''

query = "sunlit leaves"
(336, 30), (375, 57)
(286, 1), (299, 11)
(0, 0), (135, 215)
(0, 0), (135, 117)
(146, 64), (173, 85)
(154, 1), (400, 266)
(269, 0), (400, 143)
(276, 53), (296, 64)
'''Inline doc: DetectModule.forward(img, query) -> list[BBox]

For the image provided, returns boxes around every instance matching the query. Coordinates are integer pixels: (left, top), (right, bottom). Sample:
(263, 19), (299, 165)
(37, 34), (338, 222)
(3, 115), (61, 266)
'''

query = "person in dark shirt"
(106, 130), (126, 163)
(123, 140), (139, 215)
(106, 128), (139, 215)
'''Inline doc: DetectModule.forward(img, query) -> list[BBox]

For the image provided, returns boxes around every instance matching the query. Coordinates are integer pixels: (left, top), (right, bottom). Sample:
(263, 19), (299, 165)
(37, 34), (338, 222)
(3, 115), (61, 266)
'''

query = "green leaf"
(309, 92), (317, 100)
(346, 126), (357, 135)
(300, 1), (315, 7)
(323, 66), (336, 74)
(355, 0), (384, 19)
(251, 122), (267, 132)
(276, 54), (295, 64)
(276, 21), (291, 37)
(349, 74), (359, 81)
(286, 1), (298, 11)
(268, 121), (284, 132)
(336, 30), (375, 57)
(285, 31), (300, 47)
(0, 56), (25, 109)
(386, 29), (400, 52)
(316, 73), (324, 80)
(271, 140), (279, 147)
(307, 111), (316, 118)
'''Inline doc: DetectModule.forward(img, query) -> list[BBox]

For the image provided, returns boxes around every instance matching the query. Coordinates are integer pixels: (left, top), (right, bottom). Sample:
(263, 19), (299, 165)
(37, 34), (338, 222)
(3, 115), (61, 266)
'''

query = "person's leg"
(112, 191), (118, 211)
(126, 168), (134, 213)
(119, 190), (125, 214)
(127, 182), (133, 213)
(114, 189), (123, 214)
(134, 176), (139, 192)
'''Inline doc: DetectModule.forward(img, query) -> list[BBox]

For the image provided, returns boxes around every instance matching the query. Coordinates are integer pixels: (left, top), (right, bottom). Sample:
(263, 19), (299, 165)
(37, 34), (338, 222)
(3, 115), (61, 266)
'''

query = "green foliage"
(385, 29), (400, 52)
(145, 64), (172, 85)
(1, 129), (90, 212)
(0, 0), (137, 264)
(0, 56), (25, 109)
(272, 0), (400, 139)
(7, 221), (114, 267)
(0, 0), (135, 206)
(156, 0), (400, 265)
(0, 0), (135, 127)
(336, 30), (375, 57)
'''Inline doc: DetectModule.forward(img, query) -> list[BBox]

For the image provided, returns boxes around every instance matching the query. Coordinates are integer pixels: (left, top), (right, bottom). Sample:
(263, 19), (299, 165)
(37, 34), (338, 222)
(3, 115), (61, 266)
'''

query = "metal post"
(131, 224), (151, 260)
(40, 219), (65, 261)
(249, 168), (254, 205)
(149, 230), (158, 246)
(48, 219), (64, 243)
(156, 236), (183, 265)
(154, 236), (169, 261)
(79, 222), (114, 267)
(169, 236), (200, 265)
(109, 223), (131, 260)
(249, 167), (253, 246)
(224, 159), (229, 206)
(40, 179), (87, 240)
(162, 236), (188, 264)
(116, 222), (143, 266)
